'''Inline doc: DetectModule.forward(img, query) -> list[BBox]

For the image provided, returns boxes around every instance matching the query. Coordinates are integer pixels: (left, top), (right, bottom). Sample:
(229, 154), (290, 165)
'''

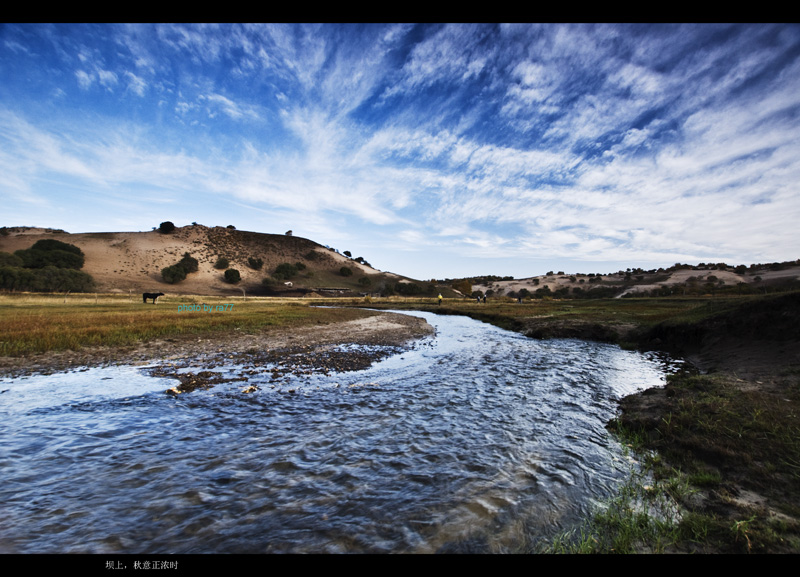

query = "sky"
(1, 23), (799, 280)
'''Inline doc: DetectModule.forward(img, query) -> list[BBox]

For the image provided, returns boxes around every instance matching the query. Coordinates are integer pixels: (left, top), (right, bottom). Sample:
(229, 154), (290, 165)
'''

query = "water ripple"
(0, 310), (676, 553)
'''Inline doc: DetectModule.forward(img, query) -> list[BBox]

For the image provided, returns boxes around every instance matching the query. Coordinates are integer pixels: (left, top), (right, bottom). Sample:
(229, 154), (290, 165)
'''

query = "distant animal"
(143, 292), (165, 304)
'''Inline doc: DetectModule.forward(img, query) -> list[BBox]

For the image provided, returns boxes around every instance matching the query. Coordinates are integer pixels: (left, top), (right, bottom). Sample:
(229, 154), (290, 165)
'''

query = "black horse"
(143, 292), (165, 304)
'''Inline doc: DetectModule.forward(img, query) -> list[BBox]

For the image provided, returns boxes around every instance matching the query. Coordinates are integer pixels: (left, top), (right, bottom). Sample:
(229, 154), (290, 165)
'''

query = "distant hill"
(468, 261), (800, 299)
(0, 225), (411, 296)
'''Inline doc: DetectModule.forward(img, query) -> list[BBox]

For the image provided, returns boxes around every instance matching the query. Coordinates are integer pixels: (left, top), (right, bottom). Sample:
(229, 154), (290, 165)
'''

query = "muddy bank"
(608, 294), (800, 552)
(0, 310), (434, 380)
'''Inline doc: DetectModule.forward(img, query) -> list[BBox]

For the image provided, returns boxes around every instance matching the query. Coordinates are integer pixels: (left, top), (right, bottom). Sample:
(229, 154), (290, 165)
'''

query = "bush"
(340, 266), (353, 277)
(158, 221), (175, 234)
(273, 262), (298, 280)
(214, 257), (229, 270)
(161, 252), (198, 283)
(358, 276), (372, 287)
(248, 257), (263, 270)
(161, 264), (187, 284)
(224, 268), (241, 283)
(394, 281), (423, 295)
(178, 252), (198, 274)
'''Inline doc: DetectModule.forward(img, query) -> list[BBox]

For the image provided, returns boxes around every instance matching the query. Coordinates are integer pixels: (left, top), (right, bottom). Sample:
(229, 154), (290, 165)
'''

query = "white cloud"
(3, 24), (800, 277)
(125, 71), (147, 96)
(75, 70), (92, 90)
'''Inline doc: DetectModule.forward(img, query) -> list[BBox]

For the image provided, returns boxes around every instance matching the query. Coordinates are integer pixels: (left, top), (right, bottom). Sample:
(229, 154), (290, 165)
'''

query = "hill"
(0, 225), (410, 297)
(469, 261), (800, 299)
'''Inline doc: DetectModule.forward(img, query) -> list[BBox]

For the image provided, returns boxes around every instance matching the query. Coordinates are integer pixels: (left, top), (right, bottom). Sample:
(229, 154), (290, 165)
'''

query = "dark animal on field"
(143, 292), (165, 304)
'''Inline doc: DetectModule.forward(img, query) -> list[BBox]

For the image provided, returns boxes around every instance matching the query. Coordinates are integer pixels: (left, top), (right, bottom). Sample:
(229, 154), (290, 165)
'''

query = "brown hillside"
(473, 264), (800, 298)
(0, 225), (391, 296)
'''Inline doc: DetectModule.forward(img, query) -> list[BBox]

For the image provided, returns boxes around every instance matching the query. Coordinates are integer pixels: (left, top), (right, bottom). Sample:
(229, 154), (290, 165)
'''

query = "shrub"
(214, 257), (229, 270)
(158, 221), (175, 234)
(248, 257), (264, 270)
(273, 262), (298, 280)
(161, 264), (187, 284)
(224, 268), (241, 283)
(394, 281), (423, 295)
(452, 279), (471, 295)
(340, 266), (353, 277)
(358, 276), (372, 287)
(161, 252), (199, 284)
(178, 252), (198, 274)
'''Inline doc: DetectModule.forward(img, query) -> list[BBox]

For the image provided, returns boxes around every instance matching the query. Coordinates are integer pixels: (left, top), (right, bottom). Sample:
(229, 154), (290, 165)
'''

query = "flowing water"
(0, 310), (680, 553)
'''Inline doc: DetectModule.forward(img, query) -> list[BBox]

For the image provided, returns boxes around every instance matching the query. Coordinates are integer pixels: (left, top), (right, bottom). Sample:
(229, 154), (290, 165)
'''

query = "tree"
(224, 268), (241, 283)
(1, 240), (95, 292)
(15, 239), (85, 269)
(248, 257), (264, 270)
(30, 239), (83, 255)
(0, 252), (23, 267)
(343, 251), (352, 258)
(340, 266), (353, 277)
(214, 257), (229, 270)
(158, 221), (175, 234)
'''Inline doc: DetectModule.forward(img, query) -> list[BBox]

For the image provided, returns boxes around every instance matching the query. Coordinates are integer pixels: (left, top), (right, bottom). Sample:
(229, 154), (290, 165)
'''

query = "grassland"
(0, 293), (377, 358)
(3, 290), (799, 553)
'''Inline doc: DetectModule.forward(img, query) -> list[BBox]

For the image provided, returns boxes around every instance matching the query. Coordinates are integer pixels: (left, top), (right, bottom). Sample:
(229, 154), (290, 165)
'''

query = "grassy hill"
(0, 225), (417, 297)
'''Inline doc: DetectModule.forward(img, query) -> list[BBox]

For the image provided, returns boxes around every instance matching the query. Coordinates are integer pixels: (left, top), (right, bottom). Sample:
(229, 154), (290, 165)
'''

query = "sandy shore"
(0, 310), (435, 380)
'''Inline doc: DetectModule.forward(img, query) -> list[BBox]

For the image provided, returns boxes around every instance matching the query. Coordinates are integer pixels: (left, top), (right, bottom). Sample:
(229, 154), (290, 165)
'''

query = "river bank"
(3, 292), (798, 552)
(356, 293), (800, 552)
(0, 309), (434, 380)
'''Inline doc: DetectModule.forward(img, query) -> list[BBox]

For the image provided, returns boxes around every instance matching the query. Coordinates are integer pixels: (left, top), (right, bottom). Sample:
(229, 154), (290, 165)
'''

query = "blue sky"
(2, 23), (799, 280)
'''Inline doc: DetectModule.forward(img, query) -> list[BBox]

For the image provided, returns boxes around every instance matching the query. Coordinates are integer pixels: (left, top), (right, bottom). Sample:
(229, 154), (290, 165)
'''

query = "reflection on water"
(0, 310), (679, 553)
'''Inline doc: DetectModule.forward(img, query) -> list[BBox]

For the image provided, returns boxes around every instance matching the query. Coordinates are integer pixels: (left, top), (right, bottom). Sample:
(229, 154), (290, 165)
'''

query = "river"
(0, 310), (679, 553)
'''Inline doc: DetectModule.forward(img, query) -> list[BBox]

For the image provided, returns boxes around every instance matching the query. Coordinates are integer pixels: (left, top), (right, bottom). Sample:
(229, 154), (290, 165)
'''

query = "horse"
(143, 292), (165, 304)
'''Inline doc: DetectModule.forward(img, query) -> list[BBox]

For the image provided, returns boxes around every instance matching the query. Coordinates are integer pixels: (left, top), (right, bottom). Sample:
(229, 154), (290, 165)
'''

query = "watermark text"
(177, 304), (234, 312)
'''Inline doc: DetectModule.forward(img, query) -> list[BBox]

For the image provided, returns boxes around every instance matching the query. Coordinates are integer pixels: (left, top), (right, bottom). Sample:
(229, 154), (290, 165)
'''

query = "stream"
(0, 310), (680, 553)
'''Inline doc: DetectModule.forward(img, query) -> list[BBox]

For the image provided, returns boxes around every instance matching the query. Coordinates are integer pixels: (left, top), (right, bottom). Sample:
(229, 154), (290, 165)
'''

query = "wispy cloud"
(2, 23), (799, 277)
